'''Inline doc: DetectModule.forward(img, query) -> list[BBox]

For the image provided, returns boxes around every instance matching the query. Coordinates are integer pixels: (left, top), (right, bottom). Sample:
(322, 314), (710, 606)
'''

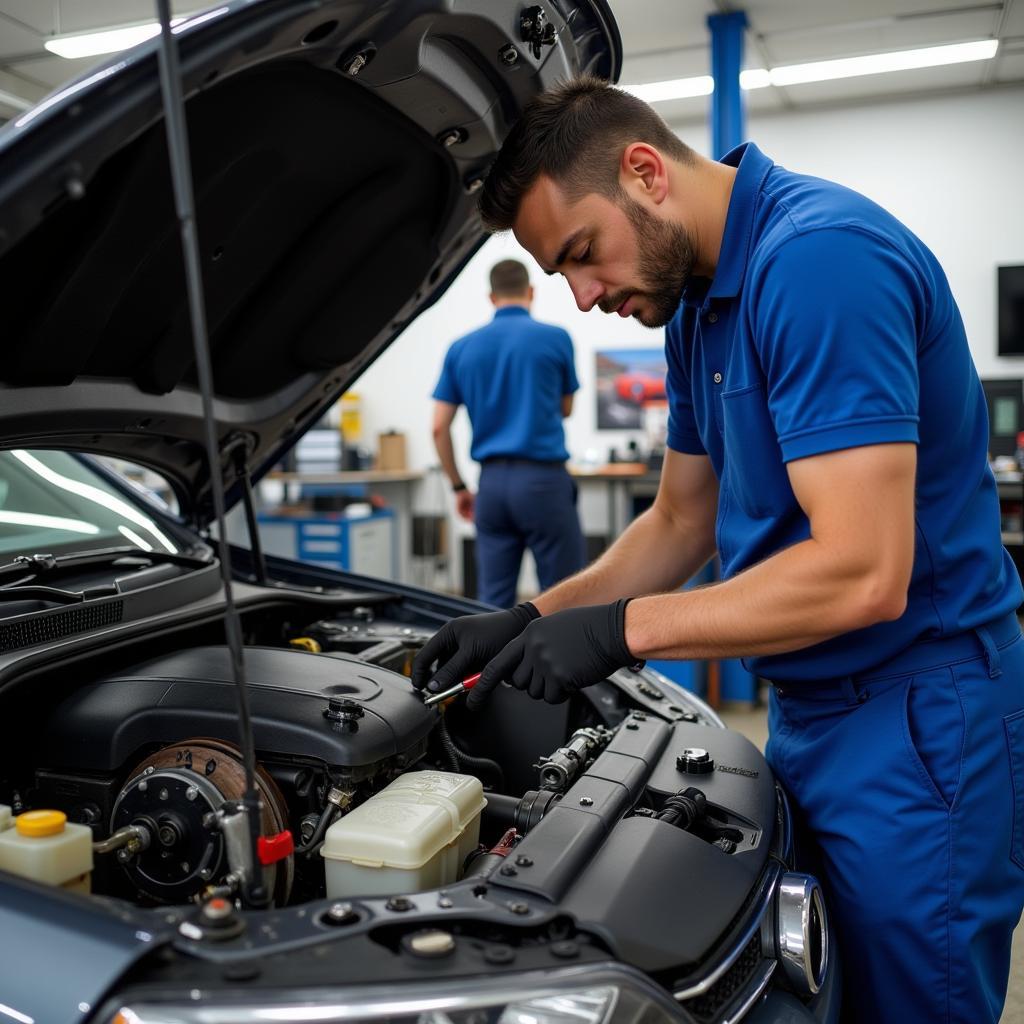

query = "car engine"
(11, 596), (773, 927)
(37, 639), (438, 905)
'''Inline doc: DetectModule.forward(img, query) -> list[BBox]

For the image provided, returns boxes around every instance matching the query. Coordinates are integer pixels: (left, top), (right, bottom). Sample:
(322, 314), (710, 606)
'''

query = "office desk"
(265, 471), (423, 582)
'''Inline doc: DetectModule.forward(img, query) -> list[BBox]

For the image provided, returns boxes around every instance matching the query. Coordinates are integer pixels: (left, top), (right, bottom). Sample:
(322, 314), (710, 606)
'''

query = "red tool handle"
(461, 672), (482, 690)
(258, 830), (295, 865)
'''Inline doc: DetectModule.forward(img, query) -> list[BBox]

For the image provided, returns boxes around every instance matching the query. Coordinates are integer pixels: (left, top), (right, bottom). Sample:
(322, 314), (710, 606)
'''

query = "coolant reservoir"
(322, 771), (485, 899)
(0, 804), (12, 831)
(0, 810), (93, 892)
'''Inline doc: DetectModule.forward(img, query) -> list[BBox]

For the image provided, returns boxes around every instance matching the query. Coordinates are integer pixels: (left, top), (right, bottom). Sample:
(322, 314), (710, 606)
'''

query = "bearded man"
(412, 75), (1024, 1024)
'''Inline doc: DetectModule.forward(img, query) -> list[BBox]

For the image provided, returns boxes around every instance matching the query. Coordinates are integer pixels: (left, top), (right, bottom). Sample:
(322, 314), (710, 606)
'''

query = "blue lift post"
(707, 11), (748, 158)
(708, 11), (759, 703)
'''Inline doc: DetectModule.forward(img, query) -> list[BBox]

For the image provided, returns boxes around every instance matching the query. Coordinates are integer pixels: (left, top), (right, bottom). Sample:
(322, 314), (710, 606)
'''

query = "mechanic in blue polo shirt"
(431, 258), (585, 608)
(413, 77), (1024, 1023)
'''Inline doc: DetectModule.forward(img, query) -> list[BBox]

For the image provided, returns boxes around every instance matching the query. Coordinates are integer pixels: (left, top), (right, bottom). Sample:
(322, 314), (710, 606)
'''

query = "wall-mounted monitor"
(998, 265), (1024, 357)
(981, 378), (1024, 457)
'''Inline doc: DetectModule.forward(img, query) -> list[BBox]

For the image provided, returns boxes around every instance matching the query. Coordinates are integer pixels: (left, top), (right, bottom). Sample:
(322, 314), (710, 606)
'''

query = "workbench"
(571, 462), (661, 540)
(570, 462), (760, 706)
(264, 470), (423, 583)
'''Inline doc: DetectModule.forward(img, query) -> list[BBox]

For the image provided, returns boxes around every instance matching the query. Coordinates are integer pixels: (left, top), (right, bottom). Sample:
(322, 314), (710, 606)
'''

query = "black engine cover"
(41, 646), (435, 772)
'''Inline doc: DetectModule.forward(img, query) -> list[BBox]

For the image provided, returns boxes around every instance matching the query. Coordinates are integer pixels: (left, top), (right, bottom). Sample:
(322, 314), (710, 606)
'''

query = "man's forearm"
(433, 428), (464, 488)
(532, 502), (716, 615)
(623, 444), (917, 660)
(624, 534), (907, 661)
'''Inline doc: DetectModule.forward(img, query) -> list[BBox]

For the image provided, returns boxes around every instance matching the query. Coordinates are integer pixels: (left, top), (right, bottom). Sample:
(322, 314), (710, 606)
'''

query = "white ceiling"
(0, 0), (1020, 122)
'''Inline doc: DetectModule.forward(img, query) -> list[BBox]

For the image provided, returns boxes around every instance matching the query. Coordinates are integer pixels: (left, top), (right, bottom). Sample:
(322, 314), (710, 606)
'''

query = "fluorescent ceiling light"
(624, 76), (714, 102)
(623, 39), (998, 103)
(42, 9), (223, 60)
(751, 39), (999, 88)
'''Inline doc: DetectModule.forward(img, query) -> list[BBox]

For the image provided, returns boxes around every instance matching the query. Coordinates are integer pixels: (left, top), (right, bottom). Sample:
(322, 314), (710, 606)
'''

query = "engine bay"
(2, 594), (775, 925)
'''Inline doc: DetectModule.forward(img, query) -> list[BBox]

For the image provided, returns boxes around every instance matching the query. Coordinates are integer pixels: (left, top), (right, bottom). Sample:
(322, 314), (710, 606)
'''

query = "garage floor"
(718, 704), (1024, 1023)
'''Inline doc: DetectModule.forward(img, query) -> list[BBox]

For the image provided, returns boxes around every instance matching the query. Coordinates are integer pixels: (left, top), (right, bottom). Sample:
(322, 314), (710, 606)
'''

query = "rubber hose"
(437, 717), (505, 789)
(657, 788), (706, 831)
(435, 716), (462, 773)
(481, 791), (520, 832)
(295, 803), (340, 855)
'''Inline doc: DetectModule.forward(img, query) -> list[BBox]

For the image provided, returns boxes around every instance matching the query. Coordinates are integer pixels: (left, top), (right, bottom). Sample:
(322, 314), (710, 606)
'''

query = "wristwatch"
(452, 481), (467, 493)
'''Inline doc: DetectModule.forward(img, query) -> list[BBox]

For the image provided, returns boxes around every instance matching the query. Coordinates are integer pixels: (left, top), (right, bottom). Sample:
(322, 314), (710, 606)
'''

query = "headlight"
(774, 872), (829, 996)
(109, 964), (693, 1024)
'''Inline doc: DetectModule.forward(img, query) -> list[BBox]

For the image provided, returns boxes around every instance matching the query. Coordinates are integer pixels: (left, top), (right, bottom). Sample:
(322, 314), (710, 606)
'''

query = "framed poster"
(595, 348), (668, 429)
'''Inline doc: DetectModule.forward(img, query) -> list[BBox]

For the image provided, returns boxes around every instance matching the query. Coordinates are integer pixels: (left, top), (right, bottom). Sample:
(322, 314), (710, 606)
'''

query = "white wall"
(355, 234), (663, 493)
(741, 86), (1024, 381)
(353, 84), (1024, 588)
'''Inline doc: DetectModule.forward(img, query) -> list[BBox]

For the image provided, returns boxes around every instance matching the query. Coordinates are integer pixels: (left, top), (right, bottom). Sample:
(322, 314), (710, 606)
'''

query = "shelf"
(266, 470), (423, 484)
(571, 463), (657, 480)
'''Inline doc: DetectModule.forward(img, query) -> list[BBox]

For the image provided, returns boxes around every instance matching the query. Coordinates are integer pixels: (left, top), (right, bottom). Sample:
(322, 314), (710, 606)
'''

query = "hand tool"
(423, 672), (482, 707)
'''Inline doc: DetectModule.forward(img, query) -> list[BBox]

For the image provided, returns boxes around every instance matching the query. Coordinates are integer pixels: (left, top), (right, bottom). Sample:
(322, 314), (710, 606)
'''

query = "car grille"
(682, 931), (765, 1023)
(673, 862), (784, 1024)
(0, 601), (124, 652)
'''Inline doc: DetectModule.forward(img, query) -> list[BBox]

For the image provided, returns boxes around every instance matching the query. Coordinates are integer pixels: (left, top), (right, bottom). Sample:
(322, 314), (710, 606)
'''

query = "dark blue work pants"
(767, 613), (1024, 1023)
(474, 460), (585, 609)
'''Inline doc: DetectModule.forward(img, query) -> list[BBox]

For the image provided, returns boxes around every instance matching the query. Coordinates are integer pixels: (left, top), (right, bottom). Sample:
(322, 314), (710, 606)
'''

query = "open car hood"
(0, 0), (620, 524)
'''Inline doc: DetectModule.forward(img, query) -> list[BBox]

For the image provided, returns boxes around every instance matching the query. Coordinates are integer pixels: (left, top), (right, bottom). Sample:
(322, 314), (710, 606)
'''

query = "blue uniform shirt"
(666, 143), (1022, 682)
(433, 306), (578, 462)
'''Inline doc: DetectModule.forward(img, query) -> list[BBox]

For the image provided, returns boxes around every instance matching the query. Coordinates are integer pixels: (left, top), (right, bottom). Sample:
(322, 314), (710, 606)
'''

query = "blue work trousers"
(475, 459), (585, 608)
(767, 613), (1024, 1023)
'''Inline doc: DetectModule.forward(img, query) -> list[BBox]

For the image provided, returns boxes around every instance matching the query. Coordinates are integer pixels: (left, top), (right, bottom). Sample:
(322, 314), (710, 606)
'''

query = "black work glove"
(411, 603), (540, 692)
(468, 599), (640, 708)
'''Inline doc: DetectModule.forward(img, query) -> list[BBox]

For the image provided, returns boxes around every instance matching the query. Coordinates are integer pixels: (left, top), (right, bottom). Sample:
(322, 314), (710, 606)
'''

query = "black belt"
(481, 457), (566, 467)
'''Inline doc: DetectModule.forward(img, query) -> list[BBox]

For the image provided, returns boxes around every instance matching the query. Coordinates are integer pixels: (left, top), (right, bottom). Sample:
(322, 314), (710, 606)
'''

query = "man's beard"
(609, 196), (696, 328)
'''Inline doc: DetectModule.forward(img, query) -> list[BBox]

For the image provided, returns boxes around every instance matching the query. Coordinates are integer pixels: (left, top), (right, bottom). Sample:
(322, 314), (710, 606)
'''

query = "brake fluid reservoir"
(322, 771), (485, 899)
(0, 810), (93, 892)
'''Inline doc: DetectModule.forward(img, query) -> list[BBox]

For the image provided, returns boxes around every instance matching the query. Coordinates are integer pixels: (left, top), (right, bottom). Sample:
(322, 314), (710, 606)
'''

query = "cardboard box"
(376, 431), (407, 471)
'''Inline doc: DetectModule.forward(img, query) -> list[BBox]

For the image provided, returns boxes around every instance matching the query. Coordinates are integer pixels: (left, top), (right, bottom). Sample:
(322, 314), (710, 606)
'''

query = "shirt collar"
(493, 305), (531, 318)
(705, 142), (774, 301)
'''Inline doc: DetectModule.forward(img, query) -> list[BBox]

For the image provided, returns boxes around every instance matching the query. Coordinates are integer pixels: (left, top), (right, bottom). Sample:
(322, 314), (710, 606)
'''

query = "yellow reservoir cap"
(16, 809), (67, 837)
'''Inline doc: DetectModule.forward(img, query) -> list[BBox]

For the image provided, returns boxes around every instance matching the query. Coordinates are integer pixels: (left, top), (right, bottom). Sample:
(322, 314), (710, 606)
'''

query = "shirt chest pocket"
(721, 383), (795, 519)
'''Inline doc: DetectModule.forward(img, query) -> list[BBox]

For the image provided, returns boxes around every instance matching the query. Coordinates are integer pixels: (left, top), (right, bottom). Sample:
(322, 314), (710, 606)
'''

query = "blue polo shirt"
(666, 143), (1021, 682)
(433, 306), (578, 462)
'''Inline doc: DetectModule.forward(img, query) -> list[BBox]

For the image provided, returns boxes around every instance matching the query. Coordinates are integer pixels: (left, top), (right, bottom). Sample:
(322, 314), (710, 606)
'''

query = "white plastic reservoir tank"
(322, 770), (486, 899)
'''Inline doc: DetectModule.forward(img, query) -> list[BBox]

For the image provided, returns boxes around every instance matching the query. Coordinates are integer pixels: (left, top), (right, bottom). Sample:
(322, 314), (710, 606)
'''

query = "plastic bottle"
(0, 809), (93, 891)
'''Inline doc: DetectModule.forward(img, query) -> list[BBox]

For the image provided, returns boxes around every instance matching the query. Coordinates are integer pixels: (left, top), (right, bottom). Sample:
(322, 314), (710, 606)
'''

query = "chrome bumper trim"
(672, 860), (781, 1000)
(722, 960), (777, 1024)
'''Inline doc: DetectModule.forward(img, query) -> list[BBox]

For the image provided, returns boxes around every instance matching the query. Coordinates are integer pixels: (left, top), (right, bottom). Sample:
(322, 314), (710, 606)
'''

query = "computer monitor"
(998, 266), (1024, 357)
(981, 378), (1024, 457)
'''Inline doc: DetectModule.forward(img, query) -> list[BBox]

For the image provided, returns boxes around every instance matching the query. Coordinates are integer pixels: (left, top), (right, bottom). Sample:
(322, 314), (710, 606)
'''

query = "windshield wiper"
(0, 546), (214, 583)
(0, 583), (119, 605)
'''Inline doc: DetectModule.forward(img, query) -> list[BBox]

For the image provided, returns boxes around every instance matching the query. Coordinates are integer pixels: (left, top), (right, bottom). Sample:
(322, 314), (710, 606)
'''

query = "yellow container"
(340, 392), (362, 444)
(0, 809), (93, 891)
(322, 771), (485, 899)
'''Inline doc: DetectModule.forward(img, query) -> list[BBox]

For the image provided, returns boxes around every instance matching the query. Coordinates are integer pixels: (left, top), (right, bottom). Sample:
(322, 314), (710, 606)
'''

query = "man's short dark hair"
(489, 259), (531, 296)
(479, 74), (695, 233)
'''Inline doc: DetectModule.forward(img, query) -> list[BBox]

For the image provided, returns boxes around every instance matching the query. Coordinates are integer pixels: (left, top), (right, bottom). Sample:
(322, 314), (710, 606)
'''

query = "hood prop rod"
(235, 449), (269, 587)
(154, 0), (266, 908)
